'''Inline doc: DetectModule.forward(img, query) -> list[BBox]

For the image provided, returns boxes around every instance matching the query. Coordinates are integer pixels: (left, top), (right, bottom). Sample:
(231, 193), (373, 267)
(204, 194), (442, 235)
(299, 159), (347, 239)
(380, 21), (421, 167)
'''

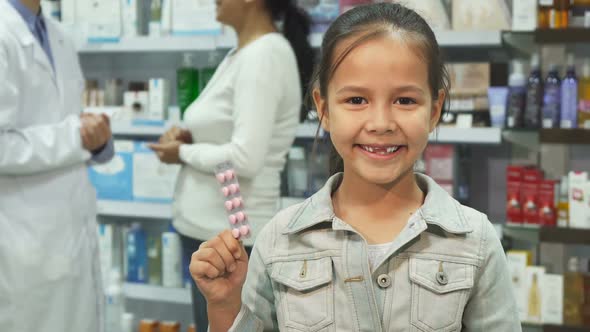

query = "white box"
(507, 251), (531, 321)
(132, 142), (180, 203)
(98, 223), (114, 287)
(541, 274), (564, 325)
(161, 0), (172, 35)
(524, 266), (546, 324)
(77, 0), (122, 41)
(124, 91), (150, 120)
(121, 0), (140, 37)
(61, 0), (76, 24)
(171, 0), (222, 35)
(512, 0), (538, 31)
(149, 79), (170, 121)
(569, 171), (589, 229)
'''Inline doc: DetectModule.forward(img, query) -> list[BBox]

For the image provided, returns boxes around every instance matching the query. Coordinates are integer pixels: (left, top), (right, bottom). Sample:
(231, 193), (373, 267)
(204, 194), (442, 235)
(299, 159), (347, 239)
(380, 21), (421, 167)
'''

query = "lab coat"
(0, 2), (105, 331)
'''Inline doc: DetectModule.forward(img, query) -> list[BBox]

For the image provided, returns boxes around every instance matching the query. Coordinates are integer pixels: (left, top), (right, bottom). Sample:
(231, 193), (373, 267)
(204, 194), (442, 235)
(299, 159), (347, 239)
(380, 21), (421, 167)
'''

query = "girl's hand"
(148, 141), (182, 164)
(190, 230), (249, 307)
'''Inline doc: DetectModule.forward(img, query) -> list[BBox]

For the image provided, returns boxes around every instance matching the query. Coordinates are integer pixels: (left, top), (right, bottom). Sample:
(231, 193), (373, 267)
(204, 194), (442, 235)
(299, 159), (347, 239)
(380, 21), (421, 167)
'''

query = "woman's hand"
(148, 141), (182, 164)
(160, 126), (193, 144)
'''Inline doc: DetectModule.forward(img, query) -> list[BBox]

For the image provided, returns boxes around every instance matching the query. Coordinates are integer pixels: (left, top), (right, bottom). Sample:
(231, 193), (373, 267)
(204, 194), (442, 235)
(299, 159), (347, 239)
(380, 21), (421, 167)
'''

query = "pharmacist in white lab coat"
(0, 1), (114, 331)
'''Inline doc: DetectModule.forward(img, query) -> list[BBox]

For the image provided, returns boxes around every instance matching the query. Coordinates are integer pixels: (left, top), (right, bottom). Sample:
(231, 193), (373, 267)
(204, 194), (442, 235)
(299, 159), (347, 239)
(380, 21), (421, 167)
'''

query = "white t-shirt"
(173, 33), (302, 246)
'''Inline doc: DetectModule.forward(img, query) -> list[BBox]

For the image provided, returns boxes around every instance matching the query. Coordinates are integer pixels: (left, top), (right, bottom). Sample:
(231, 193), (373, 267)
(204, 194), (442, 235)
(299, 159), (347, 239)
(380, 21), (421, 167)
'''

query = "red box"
(507, 165), (525, 224)
(538, 179), (558, 227)
(522, 168), (544, 226)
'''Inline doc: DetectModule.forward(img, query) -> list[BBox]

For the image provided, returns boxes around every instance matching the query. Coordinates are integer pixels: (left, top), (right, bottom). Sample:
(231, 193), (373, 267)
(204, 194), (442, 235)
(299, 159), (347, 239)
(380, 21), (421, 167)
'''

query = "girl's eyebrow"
(336, 84), (426, 96)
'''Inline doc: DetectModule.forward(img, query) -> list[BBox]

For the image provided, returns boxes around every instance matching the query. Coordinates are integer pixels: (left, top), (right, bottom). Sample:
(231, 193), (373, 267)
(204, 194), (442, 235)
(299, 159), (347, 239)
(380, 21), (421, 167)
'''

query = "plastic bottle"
(105, 270), (124, 332)
(127, 223), (148, 283)
(561, 54), (579, 128)
(147, 234), (162, 285)
(162, 225), (182, 288)
(538, 0), (554, 29)
(506, 60), (527, 128)
(177, 53), (200, 118)
(542, 64), (562, 128)
(578, 58), (590, 128)
(121, 312), (134, 332)
(525, 54), (543, 128)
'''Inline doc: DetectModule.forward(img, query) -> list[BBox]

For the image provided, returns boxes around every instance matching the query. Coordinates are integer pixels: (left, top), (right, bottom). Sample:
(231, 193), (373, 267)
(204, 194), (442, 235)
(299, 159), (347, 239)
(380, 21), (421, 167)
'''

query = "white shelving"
(124, 283), (191, 304)
(429, 127), (502, 144)
(78, 31), (503, 53)
(97, 200), (173, 219)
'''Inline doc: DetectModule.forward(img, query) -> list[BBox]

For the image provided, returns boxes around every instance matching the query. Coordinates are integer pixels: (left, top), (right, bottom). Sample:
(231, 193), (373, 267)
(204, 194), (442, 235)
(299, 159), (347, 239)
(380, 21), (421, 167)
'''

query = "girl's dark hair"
(310, 3), (451, 175)
(264, 0), (315, 122)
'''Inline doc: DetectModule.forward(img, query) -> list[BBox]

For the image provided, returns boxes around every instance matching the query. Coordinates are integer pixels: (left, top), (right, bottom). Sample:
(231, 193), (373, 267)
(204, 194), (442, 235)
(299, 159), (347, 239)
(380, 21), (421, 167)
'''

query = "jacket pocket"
(271, 256), (334, 332)
(409, 257), (475, 332)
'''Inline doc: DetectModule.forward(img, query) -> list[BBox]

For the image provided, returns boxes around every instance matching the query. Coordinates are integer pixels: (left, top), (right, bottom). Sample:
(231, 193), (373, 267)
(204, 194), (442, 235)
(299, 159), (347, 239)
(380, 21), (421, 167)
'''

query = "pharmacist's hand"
(190, 230), (249, 307)
(80, 113), (112, 152)
(160, 126), (193, 144)
(148, 141), (182, 164)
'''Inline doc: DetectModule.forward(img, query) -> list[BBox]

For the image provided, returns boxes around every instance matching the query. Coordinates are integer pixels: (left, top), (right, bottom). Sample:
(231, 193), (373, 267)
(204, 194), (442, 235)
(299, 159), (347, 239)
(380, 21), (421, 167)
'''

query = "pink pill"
(228, 214), (237, 224)
(232, 197), (242, 208)
(215, 173), (226, 183)
(224, 170), (235, 180)
(232, 228), (241, 239)
(236, 211), (245, 223)
(240, 225), (250, 236)
(224, 201), (233, 211)
(229, 184), (239, 195)
(221, 187), (230, 196)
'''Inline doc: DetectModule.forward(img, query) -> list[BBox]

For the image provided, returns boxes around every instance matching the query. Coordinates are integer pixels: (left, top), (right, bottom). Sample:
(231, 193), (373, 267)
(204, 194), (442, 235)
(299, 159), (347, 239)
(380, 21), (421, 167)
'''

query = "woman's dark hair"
(309, 2), (451, 175)
(264, 0), (315, 122)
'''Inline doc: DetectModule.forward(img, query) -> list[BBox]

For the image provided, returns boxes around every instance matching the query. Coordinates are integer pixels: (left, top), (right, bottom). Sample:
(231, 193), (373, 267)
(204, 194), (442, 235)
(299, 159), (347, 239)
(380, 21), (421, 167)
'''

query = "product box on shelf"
(132, 142), (180, 203)
(397, 0), (450, 30)
(507, 165), (526, 225)
(512, 0), (538, 31)
(524, 266), (546, 324)
(76, 0), (122, 42)
(124, 91), (150, 121)
(507, 250), (533, 322)
(423, 145), (454, 195)
(541, 273), (564, 325)
(148, 79), (170, 121)
(569, 171), (589, 229)
(88, 140), (134, 201)
(522, 167), (544, 227)
(538, 179), (559, 227)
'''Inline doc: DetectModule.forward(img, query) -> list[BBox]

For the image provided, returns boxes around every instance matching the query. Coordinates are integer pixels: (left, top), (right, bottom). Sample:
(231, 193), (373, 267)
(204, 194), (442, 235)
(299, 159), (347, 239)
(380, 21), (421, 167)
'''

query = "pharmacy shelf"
(534, 28), (590, 44)
(522, 322), (590, 332)
(124, 283), (191, 304)
(429, 127), (502, 144)
(539, 129), (590, 145)
(111, 121), (177, 136)
(503, 224), (590, 245)
(97, 200), (173, 219)
(78, 31), (502, 53)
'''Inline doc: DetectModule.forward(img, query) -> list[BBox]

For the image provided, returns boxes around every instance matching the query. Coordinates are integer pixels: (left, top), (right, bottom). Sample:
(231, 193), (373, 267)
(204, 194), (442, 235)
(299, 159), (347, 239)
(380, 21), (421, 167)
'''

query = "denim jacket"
(227, 173), (521, 332)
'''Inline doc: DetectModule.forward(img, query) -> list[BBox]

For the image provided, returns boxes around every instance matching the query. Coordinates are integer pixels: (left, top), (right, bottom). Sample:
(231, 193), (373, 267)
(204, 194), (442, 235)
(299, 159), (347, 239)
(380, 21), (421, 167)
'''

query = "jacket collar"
(283, 172), (473, 235)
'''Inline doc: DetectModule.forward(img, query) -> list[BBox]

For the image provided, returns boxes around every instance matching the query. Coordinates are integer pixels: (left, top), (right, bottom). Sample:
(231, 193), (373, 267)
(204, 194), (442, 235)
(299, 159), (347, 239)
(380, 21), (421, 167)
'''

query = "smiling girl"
(190, 3), (521, 331)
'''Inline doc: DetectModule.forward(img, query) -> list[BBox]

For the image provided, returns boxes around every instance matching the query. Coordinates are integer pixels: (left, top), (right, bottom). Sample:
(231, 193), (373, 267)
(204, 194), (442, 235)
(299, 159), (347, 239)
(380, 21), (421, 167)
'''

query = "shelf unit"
(504, 225), (590, 245)
(429, 127), (503, 144)
(124, 283), (191, 304)
(522, 322), (590, 332)
(78, 31), (503, 53)
(539, 129), (590, 145)
(534, 28), (590, 44)
(97, 200), (173, 219)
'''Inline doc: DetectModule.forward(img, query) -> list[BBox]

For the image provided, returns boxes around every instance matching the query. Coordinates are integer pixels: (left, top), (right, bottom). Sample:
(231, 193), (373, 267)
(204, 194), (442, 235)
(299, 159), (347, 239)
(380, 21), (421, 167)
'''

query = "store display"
(525, 54), (543, 128)
(89, 140), (134, 201)
(127, 223), (149, 283)
(541, 274), (565, 324)
(148, 78), (171, 121)
(569, 171), (589, 229)
(106, 270), (125, 332)
(132, 142), (180, 203)
(488, 87), (509, 128)
(542, 64), (562, 128)
(162, 226), (183, 288)
(561, 54), (579, 129)
(507, 60), (527, 128)
(452, 0), (511, 31)
(507, 250), (533, 321)
(214, 162), (251, 240)
(525, 266), (546, 323)
(579, 59), (590, 128)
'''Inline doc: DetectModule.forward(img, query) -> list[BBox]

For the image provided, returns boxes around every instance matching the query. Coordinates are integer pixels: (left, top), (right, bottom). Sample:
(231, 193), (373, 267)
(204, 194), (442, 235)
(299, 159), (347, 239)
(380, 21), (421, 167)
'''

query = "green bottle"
(147, 234), (162, 286)
(177, 53), (199, 118)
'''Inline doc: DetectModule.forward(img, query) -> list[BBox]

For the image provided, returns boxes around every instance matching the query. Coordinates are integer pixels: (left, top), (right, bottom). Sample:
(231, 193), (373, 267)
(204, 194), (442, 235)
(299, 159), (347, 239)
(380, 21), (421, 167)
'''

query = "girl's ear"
(313, 88), (330, 132)
(429, 89), (445, 133)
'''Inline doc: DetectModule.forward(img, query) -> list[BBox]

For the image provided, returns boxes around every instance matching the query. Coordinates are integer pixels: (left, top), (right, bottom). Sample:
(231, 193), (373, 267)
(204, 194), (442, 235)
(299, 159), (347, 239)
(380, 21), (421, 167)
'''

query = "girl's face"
(314, 34), (444, 186)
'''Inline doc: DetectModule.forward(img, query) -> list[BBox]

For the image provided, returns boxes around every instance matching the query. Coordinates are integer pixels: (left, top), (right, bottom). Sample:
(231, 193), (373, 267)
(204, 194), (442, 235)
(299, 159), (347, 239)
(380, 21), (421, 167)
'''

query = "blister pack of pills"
(214, 161), (251, 240)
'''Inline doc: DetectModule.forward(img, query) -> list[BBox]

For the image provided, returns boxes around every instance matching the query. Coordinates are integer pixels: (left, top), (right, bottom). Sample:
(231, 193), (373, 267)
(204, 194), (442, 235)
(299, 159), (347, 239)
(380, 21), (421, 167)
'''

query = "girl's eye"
(346, 97), (367, 105)
(396, 97), (416, 105)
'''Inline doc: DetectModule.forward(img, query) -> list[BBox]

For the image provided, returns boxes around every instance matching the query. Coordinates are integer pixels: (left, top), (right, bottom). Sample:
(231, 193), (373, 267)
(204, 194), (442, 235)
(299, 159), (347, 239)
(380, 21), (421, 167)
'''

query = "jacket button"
(377, 274), (391, 289)
(436, 271), (449, 285)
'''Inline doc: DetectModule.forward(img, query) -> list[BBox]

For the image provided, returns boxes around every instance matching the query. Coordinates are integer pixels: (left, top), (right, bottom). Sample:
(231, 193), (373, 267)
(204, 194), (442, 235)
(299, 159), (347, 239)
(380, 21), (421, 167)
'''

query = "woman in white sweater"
(149, 0), (313, 329)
